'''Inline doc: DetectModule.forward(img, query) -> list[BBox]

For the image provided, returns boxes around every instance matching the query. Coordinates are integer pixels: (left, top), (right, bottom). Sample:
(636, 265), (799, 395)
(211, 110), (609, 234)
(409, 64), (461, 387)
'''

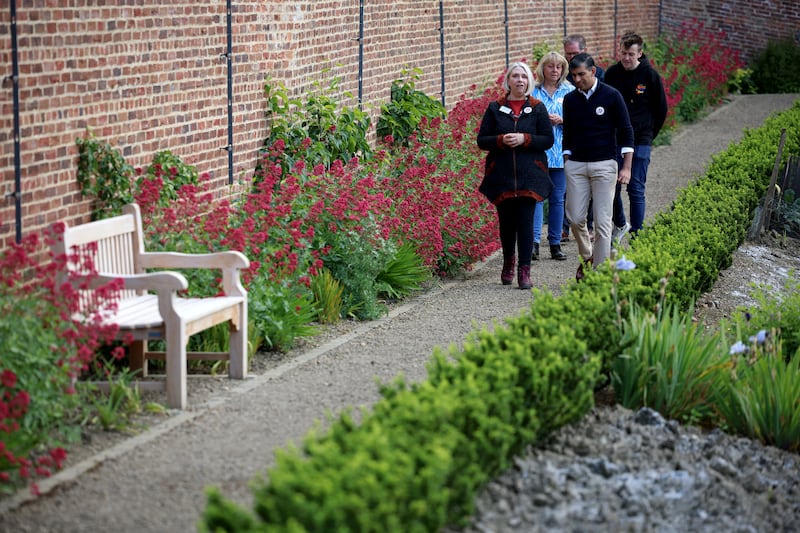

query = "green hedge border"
(200, 101), (800, 532)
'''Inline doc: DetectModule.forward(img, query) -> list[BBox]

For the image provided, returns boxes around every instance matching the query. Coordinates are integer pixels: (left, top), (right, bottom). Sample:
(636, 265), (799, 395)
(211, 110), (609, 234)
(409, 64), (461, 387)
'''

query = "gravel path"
(1, 94), (798, 533)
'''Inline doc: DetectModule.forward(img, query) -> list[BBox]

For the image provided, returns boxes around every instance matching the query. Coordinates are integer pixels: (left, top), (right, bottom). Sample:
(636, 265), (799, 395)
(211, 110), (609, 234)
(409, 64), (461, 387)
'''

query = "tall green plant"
(717, 325), (800, 452)
(612, 302), (728, 423)
(259, 74), (372, 178)
(76, 130), (135, 220)
(310, 268), (344, 324)
(248, 279), (318, 351)
(376, 68), (445, 146)
(376, 242), (431, 300)
(142, 151), (200, 206)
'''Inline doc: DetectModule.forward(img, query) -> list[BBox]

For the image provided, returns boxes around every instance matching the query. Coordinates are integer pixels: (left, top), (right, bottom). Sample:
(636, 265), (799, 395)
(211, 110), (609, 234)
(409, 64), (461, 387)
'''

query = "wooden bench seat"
(51, 203), (250, 409)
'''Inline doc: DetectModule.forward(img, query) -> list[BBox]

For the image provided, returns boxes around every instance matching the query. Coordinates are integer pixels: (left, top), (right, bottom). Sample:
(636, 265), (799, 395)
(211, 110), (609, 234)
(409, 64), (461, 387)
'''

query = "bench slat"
(113, 294), (243, 330)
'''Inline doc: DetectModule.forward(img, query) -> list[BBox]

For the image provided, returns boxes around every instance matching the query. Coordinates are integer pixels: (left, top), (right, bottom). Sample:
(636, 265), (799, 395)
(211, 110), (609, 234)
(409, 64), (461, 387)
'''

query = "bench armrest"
(138, 250), (249, 297)
(138, 251), (250, 270)
(93, 271), (189, 292)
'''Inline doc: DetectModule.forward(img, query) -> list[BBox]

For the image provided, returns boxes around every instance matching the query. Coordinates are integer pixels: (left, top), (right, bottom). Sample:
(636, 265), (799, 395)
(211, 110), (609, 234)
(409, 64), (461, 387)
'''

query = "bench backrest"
(53, 207), (147, 304)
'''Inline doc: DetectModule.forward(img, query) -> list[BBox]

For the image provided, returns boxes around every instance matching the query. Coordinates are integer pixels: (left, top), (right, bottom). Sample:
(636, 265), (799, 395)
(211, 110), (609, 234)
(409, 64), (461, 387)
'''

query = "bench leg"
(228, 302), (247, 380)
(165, 323), (187, 409)
(129, 340), (147, 377)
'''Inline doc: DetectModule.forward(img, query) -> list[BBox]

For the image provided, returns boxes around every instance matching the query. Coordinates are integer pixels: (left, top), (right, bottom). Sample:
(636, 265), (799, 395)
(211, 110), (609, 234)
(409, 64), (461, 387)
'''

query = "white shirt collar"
(579, 78), (599, 99)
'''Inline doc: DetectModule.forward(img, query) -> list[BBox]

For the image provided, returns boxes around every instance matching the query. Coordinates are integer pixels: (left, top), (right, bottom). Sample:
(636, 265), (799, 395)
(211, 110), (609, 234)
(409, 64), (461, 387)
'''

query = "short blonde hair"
(502, 61), (534, 96)
(534, 51), (569, 87)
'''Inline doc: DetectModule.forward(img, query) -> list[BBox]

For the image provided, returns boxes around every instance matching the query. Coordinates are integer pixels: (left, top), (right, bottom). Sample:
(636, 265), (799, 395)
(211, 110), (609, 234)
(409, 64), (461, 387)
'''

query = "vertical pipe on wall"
(562, 0), (568, 37)
(658, 0), (663, 36)
(8, 1), (22, 243)
(225, 0), (233, 185)
(613, 0), (618, 58)
(438, 0), (445, 107)
(357, 0), (364, 109)
(503, 0), (509, 67)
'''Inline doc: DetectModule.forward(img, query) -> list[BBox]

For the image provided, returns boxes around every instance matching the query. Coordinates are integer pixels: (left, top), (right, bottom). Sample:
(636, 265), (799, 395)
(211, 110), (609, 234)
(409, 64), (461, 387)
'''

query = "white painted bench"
(51, 203), (249, 409)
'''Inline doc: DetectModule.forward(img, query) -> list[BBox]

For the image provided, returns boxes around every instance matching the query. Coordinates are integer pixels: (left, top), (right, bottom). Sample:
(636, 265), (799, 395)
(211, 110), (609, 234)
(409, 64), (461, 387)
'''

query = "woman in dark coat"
(477, 61), (554, 289)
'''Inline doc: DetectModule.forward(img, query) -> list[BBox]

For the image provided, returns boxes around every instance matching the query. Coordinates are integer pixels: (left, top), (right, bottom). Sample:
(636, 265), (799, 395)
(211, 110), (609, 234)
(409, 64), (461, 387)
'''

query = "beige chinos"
(565, 158), (618, 266)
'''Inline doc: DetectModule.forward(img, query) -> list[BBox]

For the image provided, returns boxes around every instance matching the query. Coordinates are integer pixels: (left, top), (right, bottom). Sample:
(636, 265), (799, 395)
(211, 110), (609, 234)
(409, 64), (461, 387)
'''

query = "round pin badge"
(595, 106), (605, 116)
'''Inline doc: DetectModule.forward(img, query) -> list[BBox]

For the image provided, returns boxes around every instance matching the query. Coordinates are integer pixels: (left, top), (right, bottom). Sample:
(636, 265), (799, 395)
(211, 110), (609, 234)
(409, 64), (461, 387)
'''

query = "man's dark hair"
(620, 31), (644, 49)
(569, 52), (595, 71)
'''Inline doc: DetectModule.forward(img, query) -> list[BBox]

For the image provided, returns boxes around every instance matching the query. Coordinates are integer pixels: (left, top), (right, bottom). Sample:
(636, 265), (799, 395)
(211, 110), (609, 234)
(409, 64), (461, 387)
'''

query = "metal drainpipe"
(503, 0), (509, 67)
(658, 0), (663, 36)
(438, 0), (445, 107)
(613, 0), (619, 58)
(224, 0), (233, 185)
(7, 1), (22, 243)
(562, 0), (567, 38)
(357, 0), (364, 109)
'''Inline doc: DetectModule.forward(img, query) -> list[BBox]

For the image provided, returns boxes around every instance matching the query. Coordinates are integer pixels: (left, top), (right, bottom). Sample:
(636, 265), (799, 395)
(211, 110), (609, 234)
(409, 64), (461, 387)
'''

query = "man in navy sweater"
(563, 53), (634, 280)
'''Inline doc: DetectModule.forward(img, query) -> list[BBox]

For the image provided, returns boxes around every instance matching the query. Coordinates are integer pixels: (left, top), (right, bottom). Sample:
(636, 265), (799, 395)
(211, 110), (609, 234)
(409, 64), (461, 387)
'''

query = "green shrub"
(248, 280), (318, 351)
(376, 68), (446, 146)
(259, 75), (372, 178)
(318, 226), (395, 321)
(142, 150), (199, 206)
(76, 130), (135, 220)
(749, 37), (800, 94)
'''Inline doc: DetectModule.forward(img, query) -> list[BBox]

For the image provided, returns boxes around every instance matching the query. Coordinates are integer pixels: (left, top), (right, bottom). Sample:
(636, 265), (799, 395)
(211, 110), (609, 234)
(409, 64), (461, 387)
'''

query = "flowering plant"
(0, 230), (121, 494)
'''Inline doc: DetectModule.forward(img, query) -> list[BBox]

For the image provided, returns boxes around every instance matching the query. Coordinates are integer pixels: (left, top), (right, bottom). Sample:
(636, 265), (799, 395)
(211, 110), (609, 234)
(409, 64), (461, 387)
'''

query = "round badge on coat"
(595, 106), (605, 116)
(524, 107), (532, 113)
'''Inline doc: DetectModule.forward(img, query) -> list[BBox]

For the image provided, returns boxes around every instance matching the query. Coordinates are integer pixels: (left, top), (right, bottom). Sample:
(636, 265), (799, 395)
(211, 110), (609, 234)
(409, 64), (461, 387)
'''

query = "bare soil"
(1, 94), (798, 533)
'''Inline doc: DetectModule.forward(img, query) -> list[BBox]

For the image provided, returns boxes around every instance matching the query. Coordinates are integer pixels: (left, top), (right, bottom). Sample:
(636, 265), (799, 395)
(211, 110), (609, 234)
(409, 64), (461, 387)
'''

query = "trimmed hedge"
(200, 100), (800, 532)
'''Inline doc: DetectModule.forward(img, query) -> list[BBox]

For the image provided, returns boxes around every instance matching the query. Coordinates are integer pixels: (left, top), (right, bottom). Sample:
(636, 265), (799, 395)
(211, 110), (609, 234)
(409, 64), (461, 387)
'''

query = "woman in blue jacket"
(477, 61), (554, 289)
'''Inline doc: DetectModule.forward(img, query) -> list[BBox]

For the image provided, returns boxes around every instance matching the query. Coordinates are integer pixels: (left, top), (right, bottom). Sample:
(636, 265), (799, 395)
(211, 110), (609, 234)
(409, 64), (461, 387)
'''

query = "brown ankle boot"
(576, 257), (593, 282)
(518, 264), (532, 290)
(501, 257), (515, 285)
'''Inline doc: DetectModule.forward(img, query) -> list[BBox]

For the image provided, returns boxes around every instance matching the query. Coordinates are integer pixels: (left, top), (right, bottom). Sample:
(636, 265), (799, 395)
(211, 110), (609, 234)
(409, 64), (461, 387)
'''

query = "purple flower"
(615, 256), (636, 271)
(749, 329), (767, 345)
(729, 341), (747, 355)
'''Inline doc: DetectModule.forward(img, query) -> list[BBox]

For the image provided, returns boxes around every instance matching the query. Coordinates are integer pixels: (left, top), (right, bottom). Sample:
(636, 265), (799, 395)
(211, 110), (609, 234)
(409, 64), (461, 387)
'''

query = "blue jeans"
(533, 167), (566, 245)
(625, 144), (651, 234)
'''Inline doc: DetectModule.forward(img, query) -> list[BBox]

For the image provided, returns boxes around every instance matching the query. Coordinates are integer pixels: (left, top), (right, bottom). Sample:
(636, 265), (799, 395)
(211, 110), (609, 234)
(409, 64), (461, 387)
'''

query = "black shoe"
(532, 242), (540, 261)
(550, 244), (566, 261)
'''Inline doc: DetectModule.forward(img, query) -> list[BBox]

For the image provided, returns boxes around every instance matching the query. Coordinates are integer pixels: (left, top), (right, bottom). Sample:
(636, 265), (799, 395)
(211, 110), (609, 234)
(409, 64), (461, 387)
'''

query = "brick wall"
(660, 0), (800, 63)
(0, 1), (691, 253)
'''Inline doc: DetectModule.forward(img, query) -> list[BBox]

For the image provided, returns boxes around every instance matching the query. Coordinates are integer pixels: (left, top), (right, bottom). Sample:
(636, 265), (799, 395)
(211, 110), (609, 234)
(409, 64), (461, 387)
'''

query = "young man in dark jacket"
(604, 31), (668, 241)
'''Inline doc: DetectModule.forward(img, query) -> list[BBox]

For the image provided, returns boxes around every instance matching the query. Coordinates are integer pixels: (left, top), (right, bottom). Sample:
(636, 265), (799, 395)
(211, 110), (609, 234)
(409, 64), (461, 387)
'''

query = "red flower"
(0, 370), (16, 389)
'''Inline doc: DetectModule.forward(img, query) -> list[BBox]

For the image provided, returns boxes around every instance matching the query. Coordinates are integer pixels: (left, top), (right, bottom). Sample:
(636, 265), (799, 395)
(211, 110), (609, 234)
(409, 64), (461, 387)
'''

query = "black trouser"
(497, 196), (536, 267)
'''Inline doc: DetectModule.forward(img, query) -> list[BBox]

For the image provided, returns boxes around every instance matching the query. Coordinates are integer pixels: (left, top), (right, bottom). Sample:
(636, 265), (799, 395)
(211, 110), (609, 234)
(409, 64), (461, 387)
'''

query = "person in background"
(562, 53), (633, 281)
(563, 34), (606, 85)
(604, 31), (668, 243)
(477, 61), (555, 289)
(531, 51), (574, 261)
(562, 33), (606, 241)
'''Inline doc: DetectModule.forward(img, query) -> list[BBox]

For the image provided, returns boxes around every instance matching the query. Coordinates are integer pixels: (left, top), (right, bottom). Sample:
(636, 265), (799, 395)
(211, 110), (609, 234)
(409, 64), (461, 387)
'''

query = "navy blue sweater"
(562, 82), (634, 162)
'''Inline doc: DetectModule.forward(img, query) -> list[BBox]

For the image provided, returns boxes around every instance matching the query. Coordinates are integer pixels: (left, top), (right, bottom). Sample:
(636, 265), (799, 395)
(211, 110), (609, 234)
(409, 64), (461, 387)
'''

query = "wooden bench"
(51, 203), (249, 409)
